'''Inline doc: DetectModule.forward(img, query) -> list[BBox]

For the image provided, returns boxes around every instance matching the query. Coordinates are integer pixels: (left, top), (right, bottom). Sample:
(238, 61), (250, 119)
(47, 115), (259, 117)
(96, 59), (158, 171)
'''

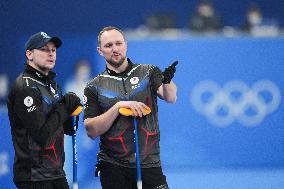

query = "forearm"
(159, 81), (177, 103)
(84, 102), (121, 139)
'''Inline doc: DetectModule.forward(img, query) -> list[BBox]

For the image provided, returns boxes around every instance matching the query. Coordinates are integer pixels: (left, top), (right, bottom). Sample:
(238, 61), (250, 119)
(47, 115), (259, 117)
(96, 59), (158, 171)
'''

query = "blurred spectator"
(145, 12), (176, 31)
(189, 1), (222, 33)
(64, 59), (92, 100)
(242, 4), (262, 32)
(0, 74), (8, 106)
(242, 4), (280, 36)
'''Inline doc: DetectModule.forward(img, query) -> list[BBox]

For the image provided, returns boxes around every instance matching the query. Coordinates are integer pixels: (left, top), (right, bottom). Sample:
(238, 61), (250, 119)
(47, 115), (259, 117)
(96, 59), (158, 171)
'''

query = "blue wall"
(127, 37), (284, 168)
(1, 36), (284, 188)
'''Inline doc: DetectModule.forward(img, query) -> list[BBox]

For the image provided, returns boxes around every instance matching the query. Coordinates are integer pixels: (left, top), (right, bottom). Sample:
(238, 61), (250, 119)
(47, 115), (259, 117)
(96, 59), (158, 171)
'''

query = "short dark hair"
(97, 26), (126, 46)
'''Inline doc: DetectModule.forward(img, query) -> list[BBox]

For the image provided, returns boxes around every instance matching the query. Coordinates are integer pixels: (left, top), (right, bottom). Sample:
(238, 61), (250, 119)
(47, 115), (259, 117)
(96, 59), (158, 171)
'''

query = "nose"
(48, 52), (54, 57)
(48, 50), (56, 56)
(112, 44), (119, 52)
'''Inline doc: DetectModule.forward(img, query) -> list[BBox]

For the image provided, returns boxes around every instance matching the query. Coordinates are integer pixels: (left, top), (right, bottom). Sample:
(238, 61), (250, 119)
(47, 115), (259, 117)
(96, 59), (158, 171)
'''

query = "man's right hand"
(61, 92), (82, 115)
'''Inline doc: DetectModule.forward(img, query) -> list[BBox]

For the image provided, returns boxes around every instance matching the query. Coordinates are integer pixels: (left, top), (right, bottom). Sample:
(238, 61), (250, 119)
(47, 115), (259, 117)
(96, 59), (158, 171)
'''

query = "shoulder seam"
(22, 77), (48, 87)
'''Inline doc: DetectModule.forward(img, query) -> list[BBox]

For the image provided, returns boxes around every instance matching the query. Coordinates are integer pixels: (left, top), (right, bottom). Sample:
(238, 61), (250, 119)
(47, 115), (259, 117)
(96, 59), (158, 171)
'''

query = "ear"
(97, 46), (103, 56)
(25, 50), (33, 61)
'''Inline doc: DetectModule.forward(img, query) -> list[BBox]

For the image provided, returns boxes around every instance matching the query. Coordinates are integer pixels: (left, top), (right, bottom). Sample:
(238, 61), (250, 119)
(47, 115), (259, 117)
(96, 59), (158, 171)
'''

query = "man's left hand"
(162, 61), (178, 84)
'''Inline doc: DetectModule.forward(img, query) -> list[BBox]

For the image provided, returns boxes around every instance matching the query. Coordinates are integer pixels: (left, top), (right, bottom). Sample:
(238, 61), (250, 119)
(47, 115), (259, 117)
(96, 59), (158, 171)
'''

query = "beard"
(106, 55), (126, 68)
(30, 60), (55, 75)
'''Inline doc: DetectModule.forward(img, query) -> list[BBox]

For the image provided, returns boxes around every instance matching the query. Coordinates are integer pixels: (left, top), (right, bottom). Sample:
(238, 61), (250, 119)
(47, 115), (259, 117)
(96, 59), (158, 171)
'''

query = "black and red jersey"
(84, 58), (163, 168)
(7, 64), (72, 183)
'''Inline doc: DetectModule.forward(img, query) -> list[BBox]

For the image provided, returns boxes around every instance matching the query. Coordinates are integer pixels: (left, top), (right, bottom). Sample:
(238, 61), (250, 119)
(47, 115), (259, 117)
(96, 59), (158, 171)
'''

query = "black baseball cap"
(25, 32), (62, 51)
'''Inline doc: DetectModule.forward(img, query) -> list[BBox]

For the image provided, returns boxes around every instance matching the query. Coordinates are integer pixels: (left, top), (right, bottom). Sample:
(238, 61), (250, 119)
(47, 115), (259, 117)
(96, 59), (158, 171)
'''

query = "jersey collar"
(25, 63), (57, 82)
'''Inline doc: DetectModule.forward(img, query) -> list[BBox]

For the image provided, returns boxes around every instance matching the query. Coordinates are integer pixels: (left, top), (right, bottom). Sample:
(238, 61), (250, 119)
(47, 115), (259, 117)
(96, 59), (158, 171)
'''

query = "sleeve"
(83, 86), (102, 120)
(150, 66), (163, 93)
(13, 86), (69, 146)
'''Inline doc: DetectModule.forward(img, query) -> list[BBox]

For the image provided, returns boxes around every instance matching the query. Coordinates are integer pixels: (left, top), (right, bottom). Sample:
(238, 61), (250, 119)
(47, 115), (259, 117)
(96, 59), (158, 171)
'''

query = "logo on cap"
(40, 32), (50, 39)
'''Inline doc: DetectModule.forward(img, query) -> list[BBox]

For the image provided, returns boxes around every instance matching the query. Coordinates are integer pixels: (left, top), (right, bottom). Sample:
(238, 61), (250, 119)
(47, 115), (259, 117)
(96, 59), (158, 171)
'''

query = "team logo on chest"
(24, 96), (33, 107)
(24, 96), (36, 112)
(130, 77), (139, 85)
(130, 77), (140, 89)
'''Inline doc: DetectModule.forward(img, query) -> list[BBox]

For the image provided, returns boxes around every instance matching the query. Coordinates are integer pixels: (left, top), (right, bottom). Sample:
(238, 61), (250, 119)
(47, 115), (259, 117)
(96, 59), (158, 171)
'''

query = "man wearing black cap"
(7, 32), (81, 189)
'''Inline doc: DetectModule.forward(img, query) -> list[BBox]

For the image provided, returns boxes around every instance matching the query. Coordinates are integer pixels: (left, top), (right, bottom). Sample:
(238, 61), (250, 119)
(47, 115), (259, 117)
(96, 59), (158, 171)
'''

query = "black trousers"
(100, 161), (169, 189)
(15, 177), (69, 189)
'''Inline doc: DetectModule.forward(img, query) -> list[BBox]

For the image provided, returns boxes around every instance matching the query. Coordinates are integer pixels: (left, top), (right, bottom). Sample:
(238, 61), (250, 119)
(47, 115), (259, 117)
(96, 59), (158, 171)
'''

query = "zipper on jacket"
(121, 76), (128, 95)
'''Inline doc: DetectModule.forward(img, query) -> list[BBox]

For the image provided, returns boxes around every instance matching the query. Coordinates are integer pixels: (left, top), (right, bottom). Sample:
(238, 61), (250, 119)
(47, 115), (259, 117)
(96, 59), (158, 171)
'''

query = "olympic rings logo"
(190, 80), (281, 127)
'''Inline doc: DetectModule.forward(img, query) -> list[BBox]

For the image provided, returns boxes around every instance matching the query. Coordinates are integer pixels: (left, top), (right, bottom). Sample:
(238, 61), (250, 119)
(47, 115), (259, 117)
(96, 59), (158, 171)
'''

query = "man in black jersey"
(84, 26), (178, 189)
(7, 32), (81, 189)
